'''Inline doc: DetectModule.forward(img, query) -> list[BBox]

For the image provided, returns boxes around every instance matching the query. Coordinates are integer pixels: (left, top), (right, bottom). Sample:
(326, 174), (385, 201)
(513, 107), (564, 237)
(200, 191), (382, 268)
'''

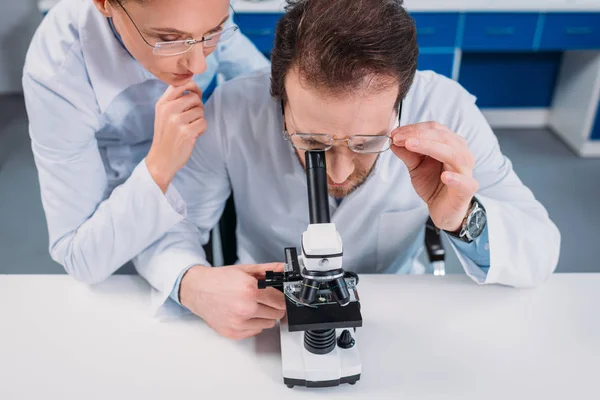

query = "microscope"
(258, 151), (363, 388)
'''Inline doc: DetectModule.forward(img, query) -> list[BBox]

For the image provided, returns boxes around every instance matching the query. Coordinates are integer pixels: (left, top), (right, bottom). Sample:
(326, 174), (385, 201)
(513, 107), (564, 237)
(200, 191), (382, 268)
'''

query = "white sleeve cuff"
(448, 239), (488, 284)
(164, 182), (187, 217)
(450, 194), (501, 285)
(138, 158), (187, 218)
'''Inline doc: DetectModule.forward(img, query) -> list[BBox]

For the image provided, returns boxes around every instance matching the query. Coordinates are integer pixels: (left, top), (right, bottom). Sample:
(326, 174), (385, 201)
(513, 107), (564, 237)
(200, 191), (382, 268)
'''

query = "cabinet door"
(411, 13), (460, 48)
(592, 101), (600, 141)
(462, 13), (539, 51)
(236, 13), (283, 54)
(418, 53), (455, 79)
(539, 13), (600, 50)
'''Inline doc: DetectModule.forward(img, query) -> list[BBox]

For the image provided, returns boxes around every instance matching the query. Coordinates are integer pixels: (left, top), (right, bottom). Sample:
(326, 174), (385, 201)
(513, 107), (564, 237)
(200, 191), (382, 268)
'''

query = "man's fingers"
(257, 288), (287, 311)
(254, 302), (286, 319)
(229, 329), (264, 340)
(242, 318), (278, 331)
(404, 138), (472, 175)
(392, 122), (467, 152)
(441, 171), (479, 198)
(391, 144), (423, 171)
(391, 123), (419, 138)
(240, 263), (285, 278)
(161, 81), (203, 102)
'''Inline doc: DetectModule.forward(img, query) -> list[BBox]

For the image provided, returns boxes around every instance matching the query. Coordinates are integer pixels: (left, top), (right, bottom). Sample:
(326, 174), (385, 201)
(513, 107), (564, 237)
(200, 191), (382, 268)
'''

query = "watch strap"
(444, 198), (477, 243)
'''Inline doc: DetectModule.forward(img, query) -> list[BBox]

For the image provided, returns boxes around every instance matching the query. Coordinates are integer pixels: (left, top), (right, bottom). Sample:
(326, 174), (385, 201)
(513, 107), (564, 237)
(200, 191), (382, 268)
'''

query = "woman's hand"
(146, 81), (206, 192)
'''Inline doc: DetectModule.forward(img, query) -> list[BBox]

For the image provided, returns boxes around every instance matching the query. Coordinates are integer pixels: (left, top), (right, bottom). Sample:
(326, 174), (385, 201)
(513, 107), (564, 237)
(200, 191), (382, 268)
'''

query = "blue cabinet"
(236, 13), (282, 54)
(539, 13), (600, 50)
(458, 52), (561, 108)
(418, 52), (455, 78)
(461, 13), (539, 51)
(592, 103), (600, 140)
(412, 13), (460, 48)
(232, 10), (600, 113)
(412, 13), (460, 78)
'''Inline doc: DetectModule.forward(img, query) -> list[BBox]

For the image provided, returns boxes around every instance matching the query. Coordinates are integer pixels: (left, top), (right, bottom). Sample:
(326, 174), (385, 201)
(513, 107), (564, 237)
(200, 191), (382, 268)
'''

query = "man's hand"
(391, 122), (479, 232)
(179, 263), (286, 340)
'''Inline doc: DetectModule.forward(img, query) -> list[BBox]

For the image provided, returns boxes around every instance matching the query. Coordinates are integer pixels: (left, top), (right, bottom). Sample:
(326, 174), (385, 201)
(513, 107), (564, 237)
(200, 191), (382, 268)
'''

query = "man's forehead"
(285, 75), (398, 135)
(286, 95), (398, 136)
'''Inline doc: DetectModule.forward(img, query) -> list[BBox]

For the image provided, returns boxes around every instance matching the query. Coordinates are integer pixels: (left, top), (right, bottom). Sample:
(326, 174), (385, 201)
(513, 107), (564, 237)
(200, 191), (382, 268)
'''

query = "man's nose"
(184, 45), (208, 75)
(326, 150), (355, 183)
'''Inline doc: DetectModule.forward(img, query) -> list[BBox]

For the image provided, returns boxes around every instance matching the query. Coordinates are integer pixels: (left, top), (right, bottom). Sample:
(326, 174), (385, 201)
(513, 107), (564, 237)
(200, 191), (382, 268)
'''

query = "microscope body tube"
(305, 151), (331, 225)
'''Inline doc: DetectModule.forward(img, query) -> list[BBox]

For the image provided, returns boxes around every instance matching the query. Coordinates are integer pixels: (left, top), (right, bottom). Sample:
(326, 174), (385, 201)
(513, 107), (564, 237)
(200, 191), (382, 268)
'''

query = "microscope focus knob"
(337, 329), (355, 349)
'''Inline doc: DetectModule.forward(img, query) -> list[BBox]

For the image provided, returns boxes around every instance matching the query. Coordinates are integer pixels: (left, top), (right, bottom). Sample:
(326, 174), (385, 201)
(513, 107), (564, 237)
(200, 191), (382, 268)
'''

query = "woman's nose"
(184, 45), (208, 75)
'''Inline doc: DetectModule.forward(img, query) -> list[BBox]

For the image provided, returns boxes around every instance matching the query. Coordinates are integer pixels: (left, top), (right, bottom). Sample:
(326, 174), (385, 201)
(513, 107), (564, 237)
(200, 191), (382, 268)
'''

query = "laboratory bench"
(1, 273), (598, 399)
(38, 0), (600, 156)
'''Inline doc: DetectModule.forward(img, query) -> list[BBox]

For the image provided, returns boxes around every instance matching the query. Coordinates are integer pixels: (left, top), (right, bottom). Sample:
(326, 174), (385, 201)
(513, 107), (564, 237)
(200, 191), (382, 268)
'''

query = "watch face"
(467, 209), (487, 239)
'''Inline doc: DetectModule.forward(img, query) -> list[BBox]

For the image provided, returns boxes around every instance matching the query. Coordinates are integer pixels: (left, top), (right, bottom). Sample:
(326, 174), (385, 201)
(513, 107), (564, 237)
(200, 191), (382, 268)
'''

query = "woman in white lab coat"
(22, 0), (268, 288)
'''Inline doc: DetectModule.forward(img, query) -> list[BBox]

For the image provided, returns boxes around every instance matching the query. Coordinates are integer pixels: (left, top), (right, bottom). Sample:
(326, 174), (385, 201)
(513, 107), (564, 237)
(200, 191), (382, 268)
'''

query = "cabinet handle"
(243, 28), (273, 36)
(565, 26), (594, 35)
(417, 27), (437, 36)
(485, 27), (516, 36)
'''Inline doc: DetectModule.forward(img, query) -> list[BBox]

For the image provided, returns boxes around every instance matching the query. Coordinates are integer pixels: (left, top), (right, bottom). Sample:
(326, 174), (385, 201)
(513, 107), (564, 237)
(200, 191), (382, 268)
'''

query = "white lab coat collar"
(79, 1), (157, 114)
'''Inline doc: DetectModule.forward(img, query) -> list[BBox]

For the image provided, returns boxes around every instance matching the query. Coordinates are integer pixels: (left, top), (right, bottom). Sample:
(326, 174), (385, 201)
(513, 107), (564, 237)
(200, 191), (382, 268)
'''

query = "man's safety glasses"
(282, 101), (403, 155)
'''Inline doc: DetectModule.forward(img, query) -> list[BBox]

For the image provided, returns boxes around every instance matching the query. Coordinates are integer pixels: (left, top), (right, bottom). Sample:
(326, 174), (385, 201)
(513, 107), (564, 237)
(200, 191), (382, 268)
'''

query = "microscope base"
(279, 317), (361, 388)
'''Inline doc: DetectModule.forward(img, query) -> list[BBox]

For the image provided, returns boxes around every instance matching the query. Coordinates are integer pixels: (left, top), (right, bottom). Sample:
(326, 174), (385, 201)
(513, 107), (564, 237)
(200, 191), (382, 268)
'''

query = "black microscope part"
(299, 277), (320, 304)
(304, 329), (337, 355)
(337, 329), (355, 349)
(305, 151), (330, 225)
(329, 276), (351, 306)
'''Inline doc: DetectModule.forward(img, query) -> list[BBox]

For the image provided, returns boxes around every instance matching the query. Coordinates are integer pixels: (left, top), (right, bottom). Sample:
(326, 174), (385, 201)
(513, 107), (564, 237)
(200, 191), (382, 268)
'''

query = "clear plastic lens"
(286, 133), (391, 154)
(349, 135), (391, 154)
(152, 26), (239, 56)
(290, 134), (334, 151)
(153, 40), (192, 56)
(204, 26), (238, 47)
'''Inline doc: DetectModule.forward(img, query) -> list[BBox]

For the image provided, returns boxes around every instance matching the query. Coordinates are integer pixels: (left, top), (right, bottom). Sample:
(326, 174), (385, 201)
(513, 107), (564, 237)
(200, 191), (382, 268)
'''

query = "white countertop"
(232, 0), (600, 13)
(1, 273), (599, 399)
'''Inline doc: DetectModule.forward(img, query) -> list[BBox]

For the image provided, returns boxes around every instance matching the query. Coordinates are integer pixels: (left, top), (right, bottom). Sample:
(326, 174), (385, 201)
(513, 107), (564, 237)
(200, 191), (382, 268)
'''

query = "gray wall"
(0, 0), (43, 94)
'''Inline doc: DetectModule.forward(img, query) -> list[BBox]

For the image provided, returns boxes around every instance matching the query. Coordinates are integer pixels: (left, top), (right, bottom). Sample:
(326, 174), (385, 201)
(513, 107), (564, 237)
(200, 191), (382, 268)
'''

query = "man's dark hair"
(270, 0), (419, 108)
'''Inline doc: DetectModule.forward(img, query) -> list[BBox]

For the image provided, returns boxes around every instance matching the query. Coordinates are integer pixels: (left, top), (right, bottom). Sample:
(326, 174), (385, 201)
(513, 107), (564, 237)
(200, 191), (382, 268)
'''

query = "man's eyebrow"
(149, 15), (229, 36)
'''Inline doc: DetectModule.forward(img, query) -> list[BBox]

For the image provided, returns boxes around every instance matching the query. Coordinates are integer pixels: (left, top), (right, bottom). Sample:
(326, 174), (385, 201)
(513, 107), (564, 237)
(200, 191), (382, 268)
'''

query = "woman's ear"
(92, 0), (114, 18)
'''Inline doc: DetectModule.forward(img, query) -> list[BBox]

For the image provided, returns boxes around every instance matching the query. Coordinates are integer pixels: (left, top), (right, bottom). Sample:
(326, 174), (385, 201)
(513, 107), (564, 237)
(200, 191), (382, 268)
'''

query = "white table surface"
(1, 274), (599, 399)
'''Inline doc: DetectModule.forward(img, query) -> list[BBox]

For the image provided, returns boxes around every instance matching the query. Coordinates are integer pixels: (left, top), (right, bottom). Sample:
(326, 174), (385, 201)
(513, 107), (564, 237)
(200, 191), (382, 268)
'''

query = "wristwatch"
(447, 197), (487, 243)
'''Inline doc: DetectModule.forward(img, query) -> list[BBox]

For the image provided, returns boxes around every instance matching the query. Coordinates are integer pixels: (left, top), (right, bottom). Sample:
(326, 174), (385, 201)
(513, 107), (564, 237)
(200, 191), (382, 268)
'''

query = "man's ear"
(92, 0), (114, 18)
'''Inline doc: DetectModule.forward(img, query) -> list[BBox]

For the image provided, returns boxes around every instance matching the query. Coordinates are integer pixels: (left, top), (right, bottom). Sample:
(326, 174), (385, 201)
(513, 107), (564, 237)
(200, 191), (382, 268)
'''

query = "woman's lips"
(173, 72), (194, 80)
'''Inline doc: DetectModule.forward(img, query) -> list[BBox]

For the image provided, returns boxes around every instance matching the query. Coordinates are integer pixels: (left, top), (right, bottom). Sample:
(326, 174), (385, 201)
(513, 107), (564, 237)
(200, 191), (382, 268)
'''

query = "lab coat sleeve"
(214, 15), (270, 81)
(22, 68), (185, 285)
(133, 87), (232, 308)
(449, 89), (561, 288)
(447, 224), (490, 269)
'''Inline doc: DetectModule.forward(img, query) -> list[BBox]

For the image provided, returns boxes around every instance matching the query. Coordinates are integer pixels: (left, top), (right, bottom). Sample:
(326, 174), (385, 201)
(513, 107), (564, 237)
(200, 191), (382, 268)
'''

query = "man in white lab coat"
(135, 0), (560, 339)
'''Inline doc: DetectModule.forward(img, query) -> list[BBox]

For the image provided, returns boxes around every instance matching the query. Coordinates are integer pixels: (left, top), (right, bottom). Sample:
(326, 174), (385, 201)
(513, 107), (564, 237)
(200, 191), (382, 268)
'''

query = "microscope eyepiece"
(305, 151), (330, 225)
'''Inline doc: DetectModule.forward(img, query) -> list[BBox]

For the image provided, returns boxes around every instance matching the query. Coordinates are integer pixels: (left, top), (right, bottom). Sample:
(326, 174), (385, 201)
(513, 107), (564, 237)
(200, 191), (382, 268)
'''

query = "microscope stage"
(285, 296), (363, 332)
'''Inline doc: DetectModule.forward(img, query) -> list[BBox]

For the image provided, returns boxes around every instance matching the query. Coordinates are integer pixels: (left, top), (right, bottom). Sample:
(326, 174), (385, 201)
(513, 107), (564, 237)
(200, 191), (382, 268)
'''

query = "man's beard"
(296, 152), (379, 198)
